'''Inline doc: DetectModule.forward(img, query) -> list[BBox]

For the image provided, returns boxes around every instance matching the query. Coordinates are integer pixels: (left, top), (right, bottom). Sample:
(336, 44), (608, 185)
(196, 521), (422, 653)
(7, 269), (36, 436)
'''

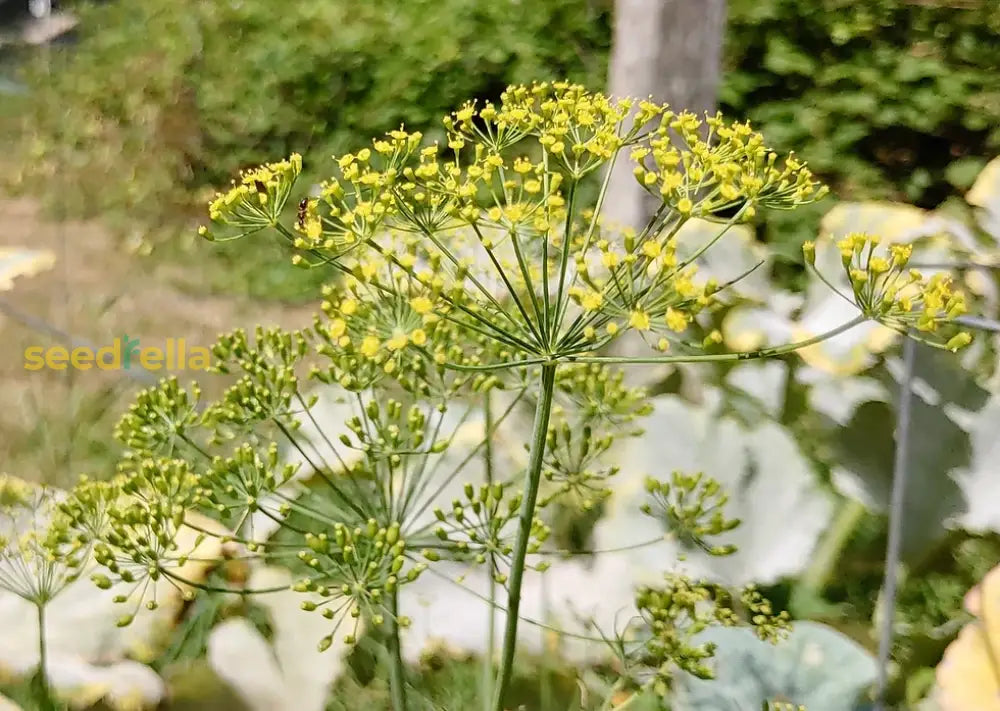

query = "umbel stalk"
(492, 363), (558, 711)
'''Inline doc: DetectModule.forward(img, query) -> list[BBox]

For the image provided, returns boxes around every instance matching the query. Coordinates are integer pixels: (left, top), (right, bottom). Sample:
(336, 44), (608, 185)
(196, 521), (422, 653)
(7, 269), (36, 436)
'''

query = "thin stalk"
(34, 602), (54, 711)
(571, 315), (867, 365)
(875, 335), (917, 710)
(539, 573), (553, 711)
(387, 589), (408, 711)
(799, 497), (866, 593)
(482, 391), (496, 711)
(492, 363), (558, 711)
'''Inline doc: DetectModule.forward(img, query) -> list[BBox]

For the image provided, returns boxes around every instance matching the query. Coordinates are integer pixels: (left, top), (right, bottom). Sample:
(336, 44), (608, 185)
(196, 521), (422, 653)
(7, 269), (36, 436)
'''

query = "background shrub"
(4, 0), (1000, 279)
(2, 0), (611, 233)
(722, 0), (1000, 255)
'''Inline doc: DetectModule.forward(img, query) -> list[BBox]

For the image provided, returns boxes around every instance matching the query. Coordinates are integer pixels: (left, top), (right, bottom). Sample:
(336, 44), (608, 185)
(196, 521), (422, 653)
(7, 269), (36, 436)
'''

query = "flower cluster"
(0, 475), (85, 604)
(632, 112), (826, 220)
(68, 82), (944, 711)
(292, 520), (421, 649)
(200, 154), (302, 241)
(428, 482), (550, 582)
(200, 82), (827, 371)
(806, 232), (972, 351)
(538, 365), (650, 511)
(613, 575), (790, 698)
(641, 471), (741, 557)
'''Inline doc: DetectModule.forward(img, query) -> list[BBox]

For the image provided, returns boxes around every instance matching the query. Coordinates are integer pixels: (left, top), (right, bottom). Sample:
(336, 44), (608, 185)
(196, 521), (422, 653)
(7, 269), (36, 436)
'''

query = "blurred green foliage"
(723, 0), (1000, 256)
(1, 0), (610, 236)
(4, 0), (1000, 286)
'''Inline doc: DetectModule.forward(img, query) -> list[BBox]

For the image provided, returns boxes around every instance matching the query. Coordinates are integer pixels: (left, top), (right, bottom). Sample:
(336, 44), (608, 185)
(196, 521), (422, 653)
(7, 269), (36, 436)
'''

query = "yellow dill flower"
(409, 296), (433, 315)
(341, 299), (358, 315)
(329, 319), (347, 339)
(869, 257), (890, 274)
(629, 310), (651, 331)
(360, 336), (380, 358)
(660, 172), (683, 194)
(947, 332), (972, 351)
(581, 291), (603, 311)
(411, 329), (428, 346)
(642, 241), (662, 258)
(802, 241), (816, 265)
(890, 243), (912, 267)
(305, 219), (322, 241)
(387, 332), (409, 351)
(665, 308), (690, 333)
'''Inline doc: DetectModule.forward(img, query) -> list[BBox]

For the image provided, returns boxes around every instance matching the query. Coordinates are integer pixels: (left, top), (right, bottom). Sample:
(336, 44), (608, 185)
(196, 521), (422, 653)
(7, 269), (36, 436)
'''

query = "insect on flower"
(297, 198), (309, 229)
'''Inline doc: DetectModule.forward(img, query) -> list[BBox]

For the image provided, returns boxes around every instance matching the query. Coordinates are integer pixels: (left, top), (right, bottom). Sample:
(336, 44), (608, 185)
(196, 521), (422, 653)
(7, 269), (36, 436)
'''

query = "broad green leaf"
(967, 156), (1000, 242)
(207, 566), (349, 711)
(831, 397), (964, 561)
(672, 622), (877, 711)
(594, 394), (832, 586)
(945, 157), (988, 191)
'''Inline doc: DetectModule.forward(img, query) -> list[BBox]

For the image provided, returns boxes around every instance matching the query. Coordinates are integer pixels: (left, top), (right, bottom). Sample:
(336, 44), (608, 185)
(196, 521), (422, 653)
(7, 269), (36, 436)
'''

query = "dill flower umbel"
(200, 154), (303, 241)
(805, 232), (972, 352)
(132, 81), (971, 711)
(0, 475), (84, 605)
(201, 81), (826, 372)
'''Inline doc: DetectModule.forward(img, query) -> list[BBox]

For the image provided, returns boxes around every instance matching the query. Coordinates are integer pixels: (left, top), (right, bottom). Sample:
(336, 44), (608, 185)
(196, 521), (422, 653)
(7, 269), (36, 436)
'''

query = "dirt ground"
(0, 194), (316, 484)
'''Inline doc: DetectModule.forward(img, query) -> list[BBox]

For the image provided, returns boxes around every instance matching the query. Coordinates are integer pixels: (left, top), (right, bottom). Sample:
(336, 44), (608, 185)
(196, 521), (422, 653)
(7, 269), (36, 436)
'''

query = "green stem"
(799, 497), (866, 593)
(568, 315), (867, 365)
(492, 363), (558, 711)
(35, 602), (54, 711)
(387, 589), (408, 711)
(482, 391), (496, 711)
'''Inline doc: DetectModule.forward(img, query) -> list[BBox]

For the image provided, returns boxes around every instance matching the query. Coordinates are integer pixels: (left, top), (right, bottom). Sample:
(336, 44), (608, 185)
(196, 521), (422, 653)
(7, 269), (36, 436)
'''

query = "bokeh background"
(2, 1), (1000, 709)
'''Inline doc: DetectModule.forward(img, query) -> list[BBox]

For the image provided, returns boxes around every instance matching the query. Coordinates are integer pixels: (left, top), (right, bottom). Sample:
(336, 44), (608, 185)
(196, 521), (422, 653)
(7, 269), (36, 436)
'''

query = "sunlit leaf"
(672, 622), (877, 711)
(967, 156), (1000, 242)
(821, 201), (929, 243)
(593, 393), (833, 586)
(935, 563), (1000, 711)
(207, 566), (351, 711)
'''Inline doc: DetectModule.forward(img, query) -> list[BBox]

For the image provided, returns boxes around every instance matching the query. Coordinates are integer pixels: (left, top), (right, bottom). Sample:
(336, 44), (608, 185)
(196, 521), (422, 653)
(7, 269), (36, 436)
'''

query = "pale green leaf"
(672, 622), (877, 711)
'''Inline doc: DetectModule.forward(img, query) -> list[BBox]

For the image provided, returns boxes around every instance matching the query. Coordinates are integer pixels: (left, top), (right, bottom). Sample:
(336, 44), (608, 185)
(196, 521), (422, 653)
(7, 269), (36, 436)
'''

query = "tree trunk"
(604, 0), (728, 230)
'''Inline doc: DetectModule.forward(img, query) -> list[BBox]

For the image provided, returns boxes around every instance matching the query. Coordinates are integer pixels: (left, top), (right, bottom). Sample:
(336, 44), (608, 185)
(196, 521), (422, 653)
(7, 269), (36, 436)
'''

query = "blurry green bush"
(4, 0), (1000, 285)
(1, 0), (610, 236)
(723, 0), (1000, 256)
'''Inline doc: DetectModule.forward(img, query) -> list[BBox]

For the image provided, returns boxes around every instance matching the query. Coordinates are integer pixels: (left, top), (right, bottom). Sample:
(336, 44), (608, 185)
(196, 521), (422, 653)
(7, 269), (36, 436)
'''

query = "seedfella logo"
(24, 335), (211, 371)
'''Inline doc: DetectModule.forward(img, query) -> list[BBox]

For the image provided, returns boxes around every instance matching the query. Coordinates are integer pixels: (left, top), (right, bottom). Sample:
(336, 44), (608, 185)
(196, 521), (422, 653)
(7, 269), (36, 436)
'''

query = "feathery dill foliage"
(31, 82), (970, 710)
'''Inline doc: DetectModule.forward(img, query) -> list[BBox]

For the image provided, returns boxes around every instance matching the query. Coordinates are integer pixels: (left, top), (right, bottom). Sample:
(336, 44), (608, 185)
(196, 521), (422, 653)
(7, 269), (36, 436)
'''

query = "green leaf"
(946, 157), (988, 191)
(595, 393), (833, 586)
(764, 35), (819, 76)
(671, 622), (877, 711)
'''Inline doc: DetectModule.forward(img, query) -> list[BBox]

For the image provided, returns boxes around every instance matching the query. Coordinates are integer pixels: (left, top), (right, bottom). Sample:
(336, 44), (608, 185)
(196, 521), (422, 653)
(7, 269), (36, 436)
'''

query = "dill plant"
(8, 82), (974, 711)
